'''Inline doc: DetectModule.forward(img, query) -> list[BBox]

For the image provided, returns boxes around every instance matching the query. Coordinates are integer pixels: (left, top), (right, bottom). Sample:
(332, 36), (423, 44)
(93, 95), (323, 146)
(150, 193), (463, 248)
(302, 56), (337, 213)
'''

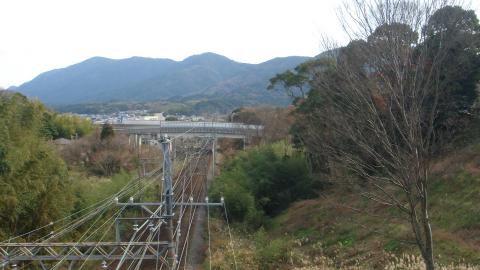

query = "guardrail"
(112, 121), (263, 137)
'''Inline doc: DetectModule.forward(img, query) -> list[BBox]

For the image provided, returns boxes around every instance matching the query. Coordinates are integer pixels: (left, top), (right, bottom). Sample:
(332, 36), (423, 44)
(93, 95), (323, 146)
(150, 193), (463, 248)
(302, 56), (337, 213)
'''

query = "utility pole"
(160, 136), (176, 269)
(138, 135), (142, 154)
(172, 139), (176, 180)
(1, 134), (228, 269)
(212, 135), (216, 178)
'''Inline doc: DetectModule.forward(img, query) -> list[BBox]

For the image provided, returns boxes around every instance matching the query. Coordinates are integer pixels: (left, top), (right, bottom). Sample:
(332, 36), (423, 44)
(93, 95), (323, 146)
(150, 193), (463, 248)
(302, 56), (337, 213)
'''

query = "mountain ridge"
(14, 52), (310, 106)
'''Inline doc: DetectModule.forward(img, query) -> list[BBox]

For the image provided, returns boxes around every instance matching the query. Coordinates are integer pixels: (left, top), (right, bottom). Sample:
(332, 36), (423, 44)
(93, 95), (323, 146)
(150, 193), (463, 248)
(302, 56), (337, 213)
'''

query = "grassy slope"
(208, 142), (480, 269)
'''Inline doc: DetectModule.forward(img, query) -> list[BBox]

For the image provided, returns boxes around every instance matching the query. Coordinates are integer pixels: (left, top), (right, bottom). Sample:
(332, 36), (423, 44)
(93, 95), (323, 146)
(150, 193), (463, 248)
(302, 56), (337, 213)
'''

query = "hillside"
(13, 53), (310, 106)
(208, 139), (480, 269)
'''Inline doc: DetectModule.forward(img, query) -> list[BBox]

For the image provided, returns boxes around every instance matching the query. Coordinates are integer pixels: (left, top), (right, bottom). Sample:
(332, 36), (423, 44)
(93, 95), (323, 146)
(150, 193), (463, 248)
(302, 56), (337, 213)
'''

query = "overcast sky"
(1, 0), (479, 88)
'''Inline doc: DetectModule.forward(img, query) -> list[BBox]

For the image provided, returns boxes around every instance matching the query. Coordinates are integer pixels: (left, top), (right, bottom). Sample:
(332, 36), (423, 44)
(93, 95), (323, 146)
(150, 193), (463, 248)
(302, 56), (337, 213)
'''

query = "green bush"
(100, 123), (114, 140)
(53, 113), (94, 139)
(0, 93), (140, 243)
(0, 93), (74, 237)
(210, 142), (317, 228)
(39, 111), (94, 140)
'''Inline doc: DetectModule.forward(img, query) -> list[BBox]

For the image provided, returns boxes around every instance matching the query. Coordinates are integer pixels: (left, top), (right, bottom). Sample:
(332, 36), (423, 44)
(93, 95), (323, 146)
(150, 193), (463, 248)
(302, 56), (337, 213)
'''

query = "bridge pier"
(212, 135), (216, 178)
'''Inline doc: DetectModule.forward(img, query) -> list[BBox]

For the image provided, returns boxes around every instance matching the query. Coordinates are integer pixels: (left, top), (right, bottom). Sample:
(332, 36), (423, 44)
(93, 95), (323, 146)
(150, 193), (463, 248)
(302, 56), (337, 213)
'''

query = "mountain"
(14, 53), (311, 107)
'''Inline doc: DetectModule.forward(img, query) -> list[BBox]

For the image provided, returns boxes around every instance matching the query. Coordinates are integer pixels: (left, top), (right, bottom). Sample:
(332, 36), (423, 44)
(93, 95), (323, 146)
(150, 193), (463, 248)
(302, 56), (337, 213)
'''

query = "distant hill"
(13, 53), (311, 107)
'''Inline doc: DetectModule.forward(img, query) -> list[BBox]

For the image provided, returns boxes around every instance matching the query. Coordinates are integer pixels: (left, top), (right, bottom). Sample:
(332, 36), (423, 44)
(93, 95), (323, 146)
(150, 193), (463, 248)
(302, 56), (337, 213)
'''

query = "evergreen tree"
(100, 123), (115, 141)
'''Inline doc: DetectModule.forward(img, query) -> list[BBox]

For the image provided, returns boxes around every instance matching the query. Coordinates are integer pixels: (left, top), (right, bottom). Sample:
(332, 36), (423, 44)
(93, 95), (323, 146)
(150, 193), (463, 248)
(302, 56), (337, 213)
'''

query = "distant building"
(142, 113), (165, 121)
(190, 115), (205, 121)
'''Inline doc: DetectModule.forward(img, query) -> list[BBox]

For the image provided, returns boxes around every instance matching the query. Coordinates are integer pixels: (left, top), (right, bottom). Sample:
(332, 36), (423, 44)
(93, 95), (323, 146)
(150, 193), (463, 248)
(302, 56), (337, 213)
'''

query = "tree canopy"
(270, 3), (480, 270)
(0, 93), (74, 238)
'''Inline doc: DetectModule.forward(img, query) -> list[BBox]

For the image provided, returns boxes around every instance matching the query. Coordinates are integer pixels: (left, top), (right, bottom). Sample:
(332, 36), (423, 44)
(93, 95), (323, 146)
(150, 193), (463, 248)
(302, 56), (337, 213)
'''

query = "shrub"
(0, 93), (74, 236)
(210, 142), (317, 227)
(61, 130), (136, 176)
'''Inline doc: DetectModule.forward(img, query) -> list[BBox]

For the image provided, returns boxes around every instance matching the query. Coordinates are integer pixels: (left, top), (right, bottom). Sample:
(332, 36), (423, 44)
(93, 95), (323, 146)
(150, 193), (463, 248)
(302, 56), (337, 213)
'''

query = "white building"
(142, 113), (165, 121)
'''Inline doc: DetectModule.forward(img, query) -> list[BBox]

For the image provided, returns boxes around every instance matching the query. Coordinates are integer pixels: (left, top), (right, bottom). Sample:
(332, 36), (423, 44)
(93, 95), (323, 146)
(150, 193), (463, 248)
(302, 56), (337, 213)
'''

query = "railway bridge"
(112, 120), (263, 139)
(113, 120), (263, 150)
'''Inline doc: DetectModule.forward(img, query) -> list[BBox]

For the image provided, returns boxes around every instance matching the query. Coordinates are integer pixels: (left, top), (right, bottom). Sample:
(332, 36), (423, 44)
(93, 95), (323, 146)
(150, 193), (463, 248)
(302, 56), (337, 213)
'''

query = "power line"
(223, 202), (238, 270)
(2, 130), (235, 269)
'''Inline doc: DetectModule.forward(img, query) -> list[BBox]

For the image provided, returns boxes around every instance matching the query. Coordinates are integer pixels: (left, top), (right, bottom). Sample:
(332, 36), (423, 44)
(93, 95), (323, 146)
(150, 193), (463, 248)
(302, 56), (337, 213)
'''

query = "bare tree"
(292, 0), (478, 269)
(254, 107), (295, 143)
(61, 129), (137, 176)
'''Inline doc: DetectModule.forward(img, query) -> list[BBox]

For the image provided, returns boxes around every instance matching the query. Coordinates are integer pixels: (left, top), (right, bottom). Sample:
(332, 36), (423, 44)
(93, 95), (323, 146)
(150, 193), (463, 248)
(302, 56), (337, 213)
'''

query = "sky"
(1, 0), (479, 88)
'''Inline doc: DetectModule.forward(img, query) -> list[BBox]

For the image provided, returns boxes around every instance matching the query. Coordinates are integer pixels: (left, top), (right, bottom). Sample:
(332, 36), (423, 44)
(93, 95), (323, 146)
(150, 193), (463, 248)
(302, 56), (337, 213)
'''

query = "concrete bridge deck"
(113, 120), (263, 138)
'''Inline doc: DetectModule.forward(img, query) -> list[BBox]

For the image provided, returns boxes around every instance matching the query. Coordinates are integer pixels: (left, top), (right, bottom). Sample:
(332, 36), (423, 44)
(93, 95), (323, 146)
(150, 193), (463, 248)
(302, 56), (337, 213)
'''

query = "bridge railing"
(113, 121), (263, 137)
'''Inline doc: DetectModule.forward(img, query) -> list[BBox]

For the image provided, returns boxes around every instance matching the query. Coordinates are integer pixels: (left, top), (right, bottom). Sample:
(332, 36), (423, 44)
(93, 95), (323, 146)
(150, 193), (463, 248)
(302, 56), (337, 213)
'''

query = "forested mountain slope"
(14, 53), (310, 106)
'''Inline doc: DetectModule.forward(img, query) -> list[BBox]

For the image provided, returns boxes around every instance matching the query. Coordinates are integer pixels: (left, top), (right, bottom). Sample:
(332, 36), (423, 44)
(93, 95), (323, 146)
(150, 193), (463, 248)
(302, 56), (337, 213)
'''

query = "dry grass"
(384, 254), (479, 270)
(206, 142), (480, 269)
(209, 222), (480, 270)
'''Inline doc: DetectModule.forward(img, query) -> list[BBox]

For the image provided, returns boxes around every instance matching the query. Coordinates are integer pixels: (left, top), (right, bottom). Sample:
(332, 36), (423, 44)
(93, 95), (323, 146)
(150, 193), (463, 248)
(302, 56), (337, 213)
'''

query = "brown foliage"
(60, 129), (136, 176)
(230, 107), (294, 143)
(292, 1), (478, 269)
(255, 106), (295, 143)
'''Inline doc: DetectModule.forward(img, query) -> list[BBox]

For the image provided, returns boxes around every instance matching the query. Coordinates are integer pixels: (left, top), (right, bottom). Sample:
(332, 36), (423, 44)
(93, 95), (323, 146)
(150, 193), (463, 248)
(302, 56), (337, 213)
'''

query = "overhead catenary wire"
(115, 206), (161, 270)
(169, 126), (197, 142)
(49, 202), (127, 269)
(174, 139), (211, 269)
(136, 138), (201, 269)
(135, 135), (213, 269)
(178, 184), (205, 270)
(14, 177), (152, 269)
(171, 138), (209, 267)
(1, 169), (160, 244)
(76, 177), (163, 269)
(223, 202), (238, 270)
(128, 206), (167, 270)
(7, 128), (232, 270)
(150, 136), (210, 270)
(76, 205), (129, 270)
(48, 175), (160, 270)
(15, 170), (162, 270)
(104, 204), (165, 269)
(206, 197), (212, 270)
(126, 135), (210, 270)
